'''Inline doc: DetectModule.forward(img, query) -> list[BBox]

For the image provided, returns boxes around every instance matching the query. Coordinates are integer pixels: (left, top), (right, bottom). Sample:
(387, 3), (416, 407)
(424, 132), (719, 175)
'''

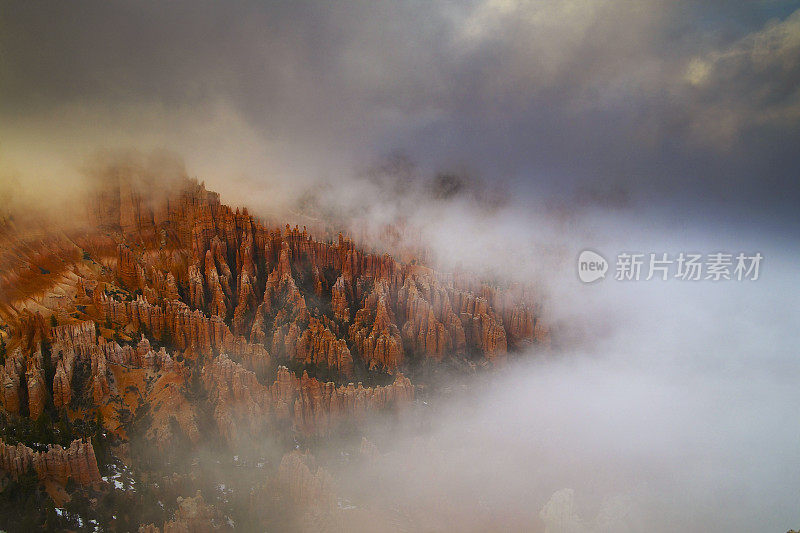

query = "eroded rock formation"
(279, 451), (335, 511)
(0, 438), (102, 486)
(202, 356), (413, 440)
(0, 168), (549, 530)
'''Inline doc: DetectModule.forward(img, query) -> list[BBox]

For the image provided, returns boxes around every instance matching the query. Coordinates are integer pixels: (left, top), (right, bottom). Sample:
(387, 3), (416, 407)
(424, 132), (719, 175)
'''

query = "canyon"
(0, 168), (548, 530)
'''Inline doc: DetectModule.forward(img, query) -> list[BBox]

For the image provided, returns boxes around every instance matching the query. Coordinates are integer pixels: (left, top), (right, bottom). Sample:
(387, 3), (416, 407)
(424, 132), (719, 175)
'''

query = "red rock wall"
(0, 438), (102, 486)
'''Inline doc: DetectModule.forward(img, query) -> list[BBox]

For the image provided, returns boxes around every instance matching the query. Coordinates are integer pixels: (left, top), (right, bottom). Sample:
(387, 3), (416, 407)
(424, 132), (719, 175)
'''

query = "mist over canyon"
(1, 1), (799, 531)
(0, 151), (795, 532)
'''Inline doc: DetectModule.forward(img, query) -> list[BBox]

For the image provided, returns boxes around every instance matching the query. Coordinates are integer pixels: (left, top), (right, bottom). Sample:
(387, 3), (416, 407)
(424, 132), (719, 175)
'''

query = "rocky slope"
(0, 168), (547, 530)
(0, 438), (101, 486)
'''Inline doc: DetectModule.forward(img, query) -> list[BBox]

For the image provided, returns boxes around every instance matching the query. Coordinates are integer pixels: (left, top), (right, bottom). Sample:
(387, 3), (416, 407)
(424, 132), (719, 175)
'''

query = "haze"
(1, 1), (799, 531)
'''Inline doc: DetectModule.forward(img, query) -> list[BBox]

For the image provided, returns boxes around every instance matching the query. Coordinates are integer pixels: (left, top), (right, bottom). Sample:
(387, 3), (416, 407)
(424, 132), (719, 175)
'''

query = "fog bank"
(330, 209), (800, 532)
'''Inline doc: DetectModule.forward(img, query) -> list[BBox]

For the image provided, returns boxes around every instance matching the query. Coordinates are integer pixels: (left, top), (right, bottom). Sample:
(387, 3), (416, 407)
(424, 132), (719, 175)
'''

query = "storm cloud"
(1, 0), (799, 220)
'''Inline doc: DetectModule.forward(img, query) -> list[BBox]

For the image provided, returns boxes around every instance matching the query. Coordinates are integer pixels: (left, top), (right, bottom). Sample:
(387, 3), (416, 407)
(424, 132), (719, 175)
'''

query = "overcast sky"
(1, 0), (799, 224)
(2, 4), (799, 530)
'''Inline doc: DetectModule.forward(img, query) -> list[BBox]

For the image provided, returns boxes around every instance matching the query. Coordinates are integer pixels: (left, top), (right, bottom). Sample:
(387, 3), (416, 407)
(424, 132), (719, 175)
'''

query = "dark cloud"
(1, 0), (798, 221)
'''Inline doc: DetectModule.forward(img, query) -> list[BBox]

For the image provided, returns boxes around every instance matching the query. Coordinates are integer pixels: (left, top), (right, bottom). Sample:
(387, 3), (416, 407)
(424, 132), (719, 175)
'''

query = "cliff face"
(25, 352), (47, 420)
(202, 356), (413, 440)
(0, 438), (101, 486)
(290, 317), (354, 376)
